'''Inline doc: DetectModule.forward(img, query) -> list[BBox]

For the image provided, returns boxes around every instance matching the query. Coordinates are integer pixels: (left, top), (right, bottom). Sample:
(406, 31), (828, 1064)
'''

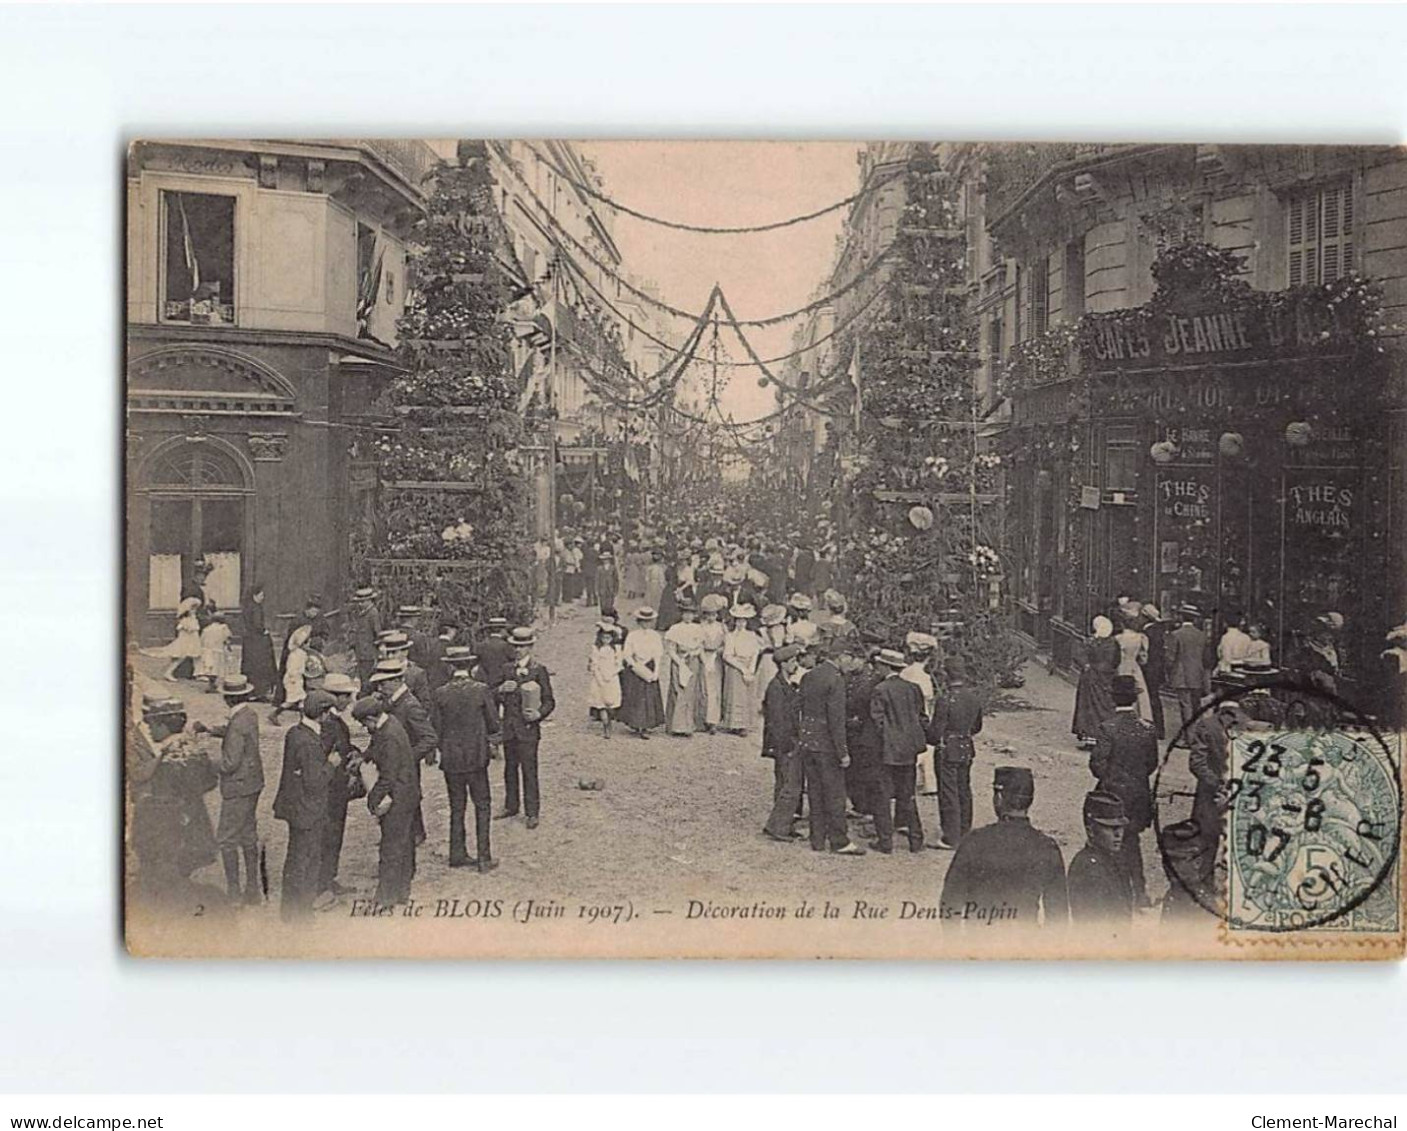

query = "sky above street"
(572, 141), (862, 421)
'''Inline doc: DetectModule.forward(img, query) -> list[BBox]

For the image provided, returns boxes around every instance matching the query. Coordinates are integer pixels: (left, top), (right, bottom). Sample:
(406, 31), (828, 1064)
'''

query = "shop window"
(1287, 181), (1354, 286)
(1063, 239), (1086, 321)
(161, 191), (235, 325)
(1104, 426), (1140, 492)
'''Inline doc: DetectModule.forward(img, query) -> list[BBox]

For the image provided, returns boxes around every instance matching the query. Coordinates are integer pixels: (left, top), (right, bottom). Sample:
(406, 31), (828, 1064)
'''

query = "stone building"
(125, 138), (437, 643)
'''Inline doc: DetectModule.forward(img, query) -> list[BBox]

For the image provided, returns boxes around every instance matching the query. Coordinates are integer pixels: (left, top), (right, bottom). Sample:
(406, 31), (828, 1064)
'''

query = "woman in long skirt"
(148, 596), (203, 681)
(240, 585), (278, 700)
(619, 608), (666, 738)
(720, 605), (762, 735)
(643, 550), (666, 612)
(1072, 615), (1120, 746)
(662, 600), (704, 736)
(1115, 607), (1154, 722)
(697, 595), (727, 733)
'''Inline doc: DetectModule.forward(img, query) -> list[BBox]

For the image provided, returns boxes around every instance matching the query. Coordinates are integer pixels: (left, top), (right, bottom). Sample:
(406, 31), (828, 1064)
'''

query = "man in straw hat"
(1067, 790), (1135, 925)
(940, 767), (1068, 928)
(495, 627), (555, 829)
(867, 648), (928, 854)
(271, 690), (341, 921)
(193, 674), (264, 905)
(351, 694), (419, 907)
(432, 645), (501, 871)
(348, 587), (382, 687)
(318, 672), (363, 901)
(1166, 604), (1209, 743)
(370, 656), (438, 848)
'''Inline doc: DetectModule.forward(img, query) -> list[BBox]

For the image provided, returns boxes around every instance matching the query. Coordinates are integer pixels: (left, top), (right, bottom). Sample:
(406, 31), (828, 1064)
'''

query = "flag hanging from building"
(849, 336), (862, 431)
(176, 194), (200, 296)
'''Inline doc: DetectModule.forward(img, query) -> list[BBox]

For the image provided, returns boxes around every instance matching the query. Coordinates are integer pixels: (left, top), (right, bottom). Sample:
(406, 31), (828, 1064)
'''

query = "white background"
(2, 2), (1406, 1095)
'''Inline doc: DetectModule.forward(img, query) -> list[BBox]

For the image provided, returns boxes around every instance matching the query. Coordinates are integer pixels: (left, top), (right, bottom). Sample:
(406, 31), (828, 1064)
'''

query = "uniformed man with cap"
(495, 627), (555, 828)
(369, 656), (438, 848)
(1090, 673), (1159, 905)
(351, 695), (419, 906)
(1067, 791), (1135, 925)
(271, 689), (342, 921)
(940, 766), (1068, 928)
(431, 645), (501, 871)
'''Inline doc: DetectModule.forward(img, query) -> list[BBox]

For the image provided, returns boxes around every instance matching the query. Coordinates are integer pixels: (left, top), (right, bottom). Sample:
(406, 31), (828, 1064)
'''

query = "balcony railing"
(330, 139), (440, 192)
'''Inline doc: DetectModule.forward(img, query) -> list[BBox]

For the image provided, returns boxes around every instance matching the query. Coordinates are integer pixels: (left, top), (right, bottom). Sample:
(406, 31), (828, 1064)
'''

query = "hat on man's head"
(859, 628), (886, 647)
(633, 606), (658, 623)
(1111, 674), (1140, 707)
(370, 657), (407, 684)
(219, 674), (256, 700)
(379, 631), (411, 654)
(486, 616), (509, 631)
(509, 627), (536, 647)
(1179, 603), (1202, 618)
(353, 586), (377, 601)
(350, 696), (386, 723)
(905, 631), (939, 654)
(993, 765), (1035, 806)
(1084, 790), (1130, 827)
(302, 690), (337, 718)
(396, 604), (422, 618)
(773, 643), (803, 665)
(875, 648), (908, 670)
(444, 645), (477, 665)
(676, 596), (697, 613)
(322, 672), (358, 696)
(141, 693), (187, 720)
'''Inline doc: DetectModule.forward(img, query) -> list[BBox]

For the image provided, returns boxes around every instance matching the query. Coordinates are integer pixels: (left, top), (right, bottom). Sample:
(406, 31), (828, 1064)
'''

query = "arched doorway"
(137, 438), (254, 613)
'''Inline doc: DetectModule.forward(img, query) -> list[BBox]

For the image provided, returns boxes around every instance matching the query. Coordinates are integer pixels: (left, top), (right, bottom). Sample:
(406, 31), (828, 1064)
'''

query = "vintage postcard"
(124, 140), (1405, 958)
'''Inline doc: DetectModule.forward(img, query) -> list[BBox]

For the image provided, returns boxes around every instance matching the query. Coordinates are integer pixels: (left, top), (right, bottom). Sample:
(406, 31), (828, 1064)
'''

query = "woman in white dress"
(662, 599), (705, 736)
(721, 605), (762, 735)
(1115, 608), (1153, 722)
(697, 594), (728, 733)
(274, 623), (312, 724)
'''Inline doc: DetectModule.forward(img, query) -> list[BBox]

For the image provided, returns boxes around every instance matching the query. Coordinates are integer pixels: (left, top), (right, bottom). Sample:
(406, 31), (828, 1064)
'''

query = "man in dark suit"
(1067, 791), (1135, 926)
(495, 627), (556, 829)
(1166, 604), (1210, 742)
(352, 695), (420, 907)
(432, 646), (502, 872)
(842, 642), (884, 823)
(474, 617), (516, 691)
(867, 648), (928, 853)
(371, 657), (438, 848)
(271, 690), (340, 921)
(195, 673), (264, 905)
(1089, 674), (1160, 904)
(378, 630), (431, 702)
(317, 672), (362, 900)
(931, 656), (985, 850)
(424, 621), (459, 693)
(796, 642), (865, 855)
(348, 587), (382, 688)
(1188, 699), (1243, 878)
(761, 643), (804, 840)
(397, 605), (433, 669)
(941, 766), (1068, 929)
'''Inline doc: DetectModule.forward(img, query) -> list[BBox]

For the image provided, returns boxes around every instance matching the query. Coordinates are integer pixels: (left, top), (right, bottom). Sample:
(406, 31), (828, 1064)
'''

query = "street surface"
(133, 598), (1185, 932)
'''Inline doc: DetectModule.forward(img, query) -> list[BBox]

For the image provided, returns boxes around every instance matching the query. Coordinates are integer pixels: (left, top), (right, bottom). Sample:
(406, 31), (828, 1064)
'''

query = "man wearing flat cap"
(1067, 791), (1135, 925)
(940, 766), (1068, 928)
(352, 695), (419, 906)
(1089, 673), (1159, 906)
(432, 646), (501, 871)
(271, 690), (342, 921)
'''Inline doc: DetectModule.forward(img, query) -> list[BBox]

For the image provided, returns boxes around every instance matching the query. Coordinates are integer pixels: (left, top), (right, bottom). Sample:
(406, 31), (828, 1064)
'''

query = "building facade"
(989, 144), (1406, 704)
(125, 138), (437, 643)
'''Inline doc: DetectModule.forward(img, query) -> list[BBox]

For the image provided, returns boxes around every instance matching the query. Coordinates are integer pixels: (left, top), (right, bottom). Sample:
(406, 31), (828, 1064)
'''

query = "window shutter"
(1320, 181), (1353, 282)
(1287, 194), (1305, 286)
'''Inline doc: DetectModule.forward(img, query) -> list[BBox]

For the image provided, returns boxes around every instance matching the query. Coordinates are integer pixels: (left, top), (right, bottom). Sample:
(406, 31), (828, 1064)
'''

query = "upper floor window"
(1287, 181), (1354, 287)
(1063, 239), (1086, 321)
(161, 191), (235, 325)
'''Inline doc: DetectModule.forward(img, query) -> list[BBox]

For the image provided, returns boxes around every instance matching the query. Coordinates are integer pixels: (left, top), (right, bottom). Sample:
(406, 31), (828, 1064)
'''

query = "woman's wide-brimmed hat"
(699, 593), (728, 614)
(788, 593), (813, 612)
(760, 604), (788, 626)
(824, 589), (848, 613)
(730, 603), (757, 620)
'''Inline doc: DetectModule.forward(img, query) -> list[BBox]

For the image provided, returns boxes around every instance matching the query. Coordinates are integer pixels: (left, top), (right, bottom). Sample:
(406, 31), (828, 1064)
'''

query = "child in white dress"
(587, 624), (624, 738)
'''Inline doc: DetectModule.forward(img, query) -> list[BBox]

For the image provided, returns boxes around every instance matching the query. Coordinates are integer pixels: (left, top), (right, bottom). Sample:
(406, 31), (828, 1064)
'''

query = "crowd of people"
(129, 536), (1405, 937)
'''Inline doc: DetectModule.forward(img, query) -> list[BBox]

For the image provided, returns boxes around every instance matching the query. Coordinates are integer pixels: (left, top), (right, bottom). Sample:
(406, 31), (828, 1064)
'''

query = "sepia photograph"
(123, 138), (1406, 959)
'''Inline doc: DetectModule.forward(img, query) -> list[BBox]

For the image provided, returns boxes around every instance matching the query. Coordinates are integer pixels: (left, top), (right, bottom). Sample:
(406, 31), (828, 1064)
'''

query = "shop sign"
(1284, 470), (1355, 534)
(1161, 425), (1216, 464)
(1086, 297), (1357, 370)
(1157, 469), (1215, 524)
